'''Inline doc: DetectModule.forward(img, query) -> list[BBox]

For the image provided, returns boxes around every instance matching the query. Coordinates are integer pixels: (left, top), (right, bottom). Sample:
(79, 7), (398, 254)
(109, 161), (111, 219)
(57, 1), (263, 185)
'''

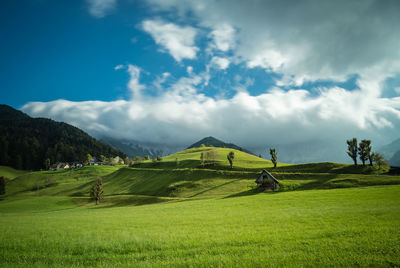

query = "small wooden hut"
(255, 170), (280, 191)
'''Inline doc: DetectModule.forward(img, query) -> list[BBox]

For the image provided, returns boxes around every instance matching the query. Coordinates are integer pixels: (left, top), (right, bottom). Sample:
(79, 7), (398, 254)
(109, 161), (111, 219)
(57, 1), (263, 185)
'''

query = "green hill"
(1, 147), (400, 267)
(2, 147), (399, 205)
(0, 104), (126, 170)
(187, 136), (254, 154)
(0, 166), (28, 179)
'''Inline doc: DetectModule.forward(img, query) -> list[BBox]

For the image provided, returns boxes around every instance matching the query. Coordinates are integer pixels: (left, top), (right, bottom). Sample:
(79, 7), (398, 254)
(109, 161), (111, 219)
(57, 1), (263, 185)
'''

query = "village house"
(50, 162), (70, 170)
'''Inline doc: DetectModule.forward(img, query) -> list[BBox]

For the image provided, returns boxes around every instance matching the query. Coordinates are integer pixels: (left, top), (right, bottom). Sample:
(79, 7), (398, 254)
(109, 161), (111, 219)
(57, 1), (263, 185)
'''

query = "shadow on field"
(222, 187), (264, 199)
(89, 195), (174, 209)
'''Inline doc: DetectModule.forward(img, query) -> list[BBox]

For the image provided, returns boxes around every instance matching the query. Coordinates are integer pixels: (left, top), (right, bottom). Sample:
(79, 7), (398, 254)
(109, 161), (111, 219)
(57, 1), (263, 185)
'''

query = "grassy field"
(0, 186), (399, 267)
(0, 165), (29, 179)
(0, 147), (399, 266)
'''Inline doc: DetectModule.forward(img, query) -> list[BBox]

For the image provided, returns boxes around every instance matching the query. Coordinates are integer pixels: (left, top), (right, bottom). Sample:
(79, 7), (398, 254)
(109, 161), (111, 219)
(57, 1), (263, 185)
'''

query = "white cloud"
(153, 72), (171, 91)
(86, 0), (116, 18)
(209, 23), (235, 52)
(142, 19), (199, 62)
(114, 64), (124, 70)
(210, 56), (230, 70)
(146, 0), (400, 90)
(127, 65), (145, 98)
(21, 65), (400, 162)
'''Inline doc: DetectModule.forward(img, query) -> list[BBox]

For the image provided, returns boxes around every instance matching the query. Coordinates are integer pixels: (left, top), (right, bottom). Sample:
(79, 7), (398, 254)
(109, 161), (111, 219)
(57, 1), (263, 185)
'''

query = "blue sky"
(2, 0), (400, 162)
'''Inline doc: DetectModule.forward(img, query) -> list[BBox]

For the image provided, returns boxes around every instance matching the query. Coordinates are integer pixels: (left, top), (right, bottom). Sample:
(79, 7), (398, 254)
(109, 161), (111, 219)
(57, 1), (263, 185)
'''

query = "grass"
(1, 147), (399, 266)
(0, 165), (28, 179)
(133, 147), (286, 170)
(3, 148), (399, 203)
(0, 185), (399, 267)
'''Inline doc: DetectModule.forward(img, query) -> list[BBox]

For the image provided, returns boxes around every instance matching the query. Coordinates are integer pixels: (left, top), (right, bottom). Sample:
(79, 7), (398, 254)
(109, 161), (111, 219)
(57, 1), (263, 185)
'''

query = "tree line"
(0, 110), (126, 170)
(346, 138), (387, 168)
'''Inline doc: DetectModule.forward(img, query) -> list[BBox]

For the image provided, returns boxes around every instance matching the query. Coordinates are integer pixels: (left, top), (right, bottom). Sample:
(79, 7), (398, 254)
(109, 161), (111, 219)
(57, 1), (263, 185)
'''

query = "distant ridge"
(187, 136), (254, 154)
(0, 104), (126, 170)
(377, 137), (400, 166)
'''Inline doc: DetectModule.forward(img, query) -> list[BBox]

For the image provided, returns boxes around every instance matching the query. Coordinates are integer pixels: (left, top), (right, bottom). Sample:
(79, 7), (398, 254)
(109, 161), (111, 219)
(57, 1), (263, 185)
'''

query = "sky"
(1, 0), (400, 162)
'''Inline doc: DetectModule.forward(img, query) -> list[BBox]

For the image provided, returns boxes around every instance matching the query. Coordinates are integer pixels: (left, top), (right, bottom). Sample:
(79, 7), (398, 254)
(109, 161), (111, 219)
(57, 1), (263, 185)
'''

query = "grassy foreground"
(1, 147), (399, 267)
(0, 185), (399, 267)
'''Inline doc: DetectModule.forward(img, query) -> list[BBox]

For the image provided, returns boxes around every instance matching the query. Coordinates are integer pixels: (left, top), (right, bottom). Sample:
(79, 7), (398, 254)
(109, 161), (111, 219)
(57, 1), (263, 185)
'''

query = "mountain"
(377, 138), (400, 166)
(0, 104), (126, 170)
(100, 137), (183, 158)
(187, 136), (254, 154)
(389, 151), (400, 166)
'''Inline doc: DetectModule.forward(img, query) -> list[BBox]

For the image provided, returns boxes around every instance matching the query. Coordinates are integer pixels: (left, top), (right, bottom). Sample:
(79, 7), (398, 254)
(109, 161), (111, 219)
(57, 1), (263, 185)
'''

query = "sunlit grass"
(0, 186), (399, 267)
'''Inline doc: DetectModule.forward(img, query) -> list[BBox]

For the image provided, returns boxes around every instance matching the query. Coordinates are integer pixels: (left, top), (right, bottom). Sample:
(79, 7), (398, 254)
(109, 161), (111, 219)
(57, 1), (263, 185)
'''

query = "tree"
(200, 152), (205, 167)
(90, 177), (104, 205)
(100, 155), (107, 163)
(156, 156), (162, 161)
(227, 151), (235, 169)
(0, 176), (7, 195)
(365, 141), (373, 166)
(144, 155), (150, 160)
(124, 156), (131, 166)
(133, 156), (143, 165)
(358, 140), (370, 166)
(44, 158), (51, 170)
(270, 148), (277, 168)
(84, 153), (93, 165)
(346, 138), (358, 166)
(371, 152), (388, 170)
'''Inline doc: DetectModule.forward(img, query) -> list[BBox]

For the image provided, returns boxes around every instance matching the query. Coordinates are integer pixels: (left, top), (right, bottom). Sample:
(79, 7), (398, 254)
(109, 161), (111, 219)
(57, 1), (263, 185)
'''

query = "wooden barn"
(256, 170), (280, 191)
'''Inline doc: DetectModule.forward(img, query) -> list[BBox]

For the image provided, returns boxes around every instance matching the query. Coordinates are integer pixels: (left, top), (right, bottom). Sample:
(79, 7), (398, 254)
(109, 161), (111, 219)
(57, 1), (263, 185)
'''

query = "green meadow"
(0, 165), (29, 179)
(1, 147), (399, 267)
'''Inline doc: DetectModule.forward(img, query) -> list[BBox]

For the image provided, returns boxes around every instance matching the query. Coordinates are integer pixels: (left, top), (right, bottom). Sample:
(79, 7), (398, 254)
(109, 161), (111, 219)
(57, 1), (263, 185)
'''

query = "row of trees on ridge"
(346, 138), (387, 168)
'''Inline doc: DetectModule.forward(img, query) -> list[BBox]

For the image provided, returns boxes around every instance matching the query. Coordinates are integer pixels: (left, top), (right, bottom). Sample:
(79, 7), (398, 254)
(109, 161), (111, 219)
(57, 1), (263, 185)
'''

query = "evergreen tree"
(270, 148), (277, 168)
(346, 138), (358, 166)
(90, 177), (104, 205)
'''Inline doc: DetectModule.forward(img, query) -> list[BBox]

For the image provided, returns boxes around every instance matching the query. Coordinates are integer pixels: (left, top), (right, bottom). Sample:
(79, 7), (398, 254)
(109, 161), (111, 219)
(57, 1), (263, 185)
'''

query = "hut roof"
(256, 169), (280, 184)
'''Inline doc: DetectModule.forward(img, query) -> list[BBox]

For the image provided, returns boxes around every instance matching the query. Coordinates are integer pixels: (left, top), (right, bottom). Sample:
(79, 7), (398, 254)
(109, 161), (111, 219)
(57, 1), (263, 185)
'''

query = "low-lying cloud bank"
(22, 65), (400, 162)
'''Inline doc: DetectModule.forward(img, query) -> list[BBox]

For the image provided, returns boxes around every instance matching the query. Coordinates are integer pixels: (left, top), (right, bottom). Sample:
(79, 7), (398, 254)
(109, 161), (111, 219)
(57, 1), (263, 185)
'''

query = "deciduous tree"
(371, 152), (388, 169)
(90, 177), (104, 205)
(227, 151), (235, 169)
(270, 148), (277, 168)
(358, 140), (370, 166)
(346, 138), (358, 166)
